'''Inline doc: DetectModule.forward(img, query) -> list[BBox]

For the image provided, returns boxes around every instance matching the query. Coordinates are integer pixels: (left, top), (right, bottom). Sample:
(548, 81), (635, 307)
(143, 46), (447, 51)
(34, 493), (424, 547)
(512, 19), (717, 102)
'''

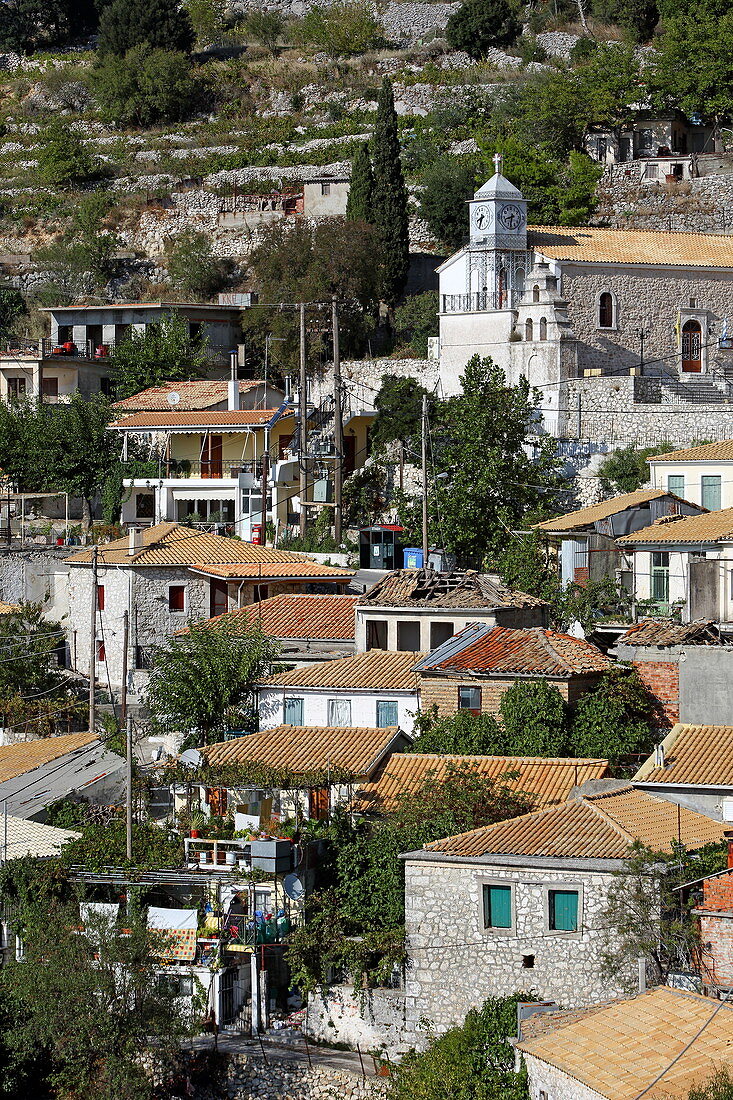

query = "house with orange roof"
(633, 722), (733, 820)
(64, 522), (353, 691)
(648, 438), (733, 513)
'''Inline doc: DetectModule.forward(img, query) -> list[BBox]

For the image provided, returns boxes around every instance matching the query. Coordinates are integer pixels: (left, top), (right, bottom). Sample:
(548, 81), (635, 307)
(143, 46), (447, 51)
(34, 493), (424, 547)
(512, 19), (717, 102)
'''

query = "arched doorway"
(682, 319), (702, 372)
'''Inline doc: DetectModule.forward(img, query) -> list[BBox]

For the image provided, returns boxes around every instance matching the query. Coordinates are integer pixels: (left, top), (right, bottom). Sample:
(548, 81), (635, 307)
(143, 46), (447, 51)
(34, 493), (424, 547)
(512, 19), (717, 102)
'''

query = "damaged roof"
(358, 568), (545, 609)
(618, 619), (724, 648)
(415, 623), (614, 677)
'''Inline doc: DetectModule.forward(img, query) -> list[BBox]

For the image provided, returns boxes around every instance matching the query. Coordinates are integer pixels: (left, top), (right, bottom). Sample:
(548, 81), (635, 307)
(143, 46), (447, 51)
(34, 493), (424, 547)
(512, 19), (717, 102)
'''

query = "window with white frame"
(327, 698), (351, 726)
(376, 700), (398, 728)
(284, 697), (304, 725)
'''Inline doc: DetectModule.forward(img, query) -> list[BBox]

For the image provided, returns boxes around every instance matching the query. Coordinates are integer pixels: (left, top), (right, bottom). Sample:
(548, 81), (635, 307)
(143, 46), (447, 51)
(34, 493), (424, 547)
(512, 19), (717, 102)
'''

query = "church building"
(437, 158), (733, 442)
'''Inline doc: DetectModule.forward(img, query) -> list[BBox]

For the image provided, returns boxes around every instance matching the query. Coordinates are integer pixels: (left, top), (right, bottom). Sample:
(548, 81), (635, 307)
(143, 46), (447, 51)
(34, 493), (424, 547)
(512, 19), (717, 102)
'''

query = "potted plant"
(190, 811), (205, 839)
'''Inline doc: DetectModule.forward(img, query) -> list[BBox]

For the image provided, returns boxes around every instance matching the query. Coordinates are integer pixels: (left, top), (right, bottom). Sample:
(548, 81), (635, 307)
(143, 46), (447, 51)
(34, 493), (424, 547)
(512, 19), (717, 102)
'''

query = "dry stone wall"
(221, 1055), (388, 1099)
(595, 164), (733, 232)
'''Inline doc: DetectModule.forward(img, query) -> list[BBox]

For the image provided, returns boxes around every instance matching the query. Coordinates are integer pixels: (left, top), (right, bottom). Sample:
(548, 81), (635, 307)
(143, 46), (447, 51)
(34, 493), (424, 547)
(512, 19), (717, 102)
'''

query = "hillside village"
(3, 0), (733, 1097)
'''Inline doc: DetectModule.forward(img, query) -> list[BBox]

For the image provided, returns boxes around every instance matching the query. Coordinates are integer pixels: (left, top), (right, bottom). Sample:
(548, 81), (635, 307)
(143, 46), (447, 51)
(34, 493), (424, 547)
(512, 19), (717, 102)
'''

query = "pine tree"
(98, 0), (195, 55)
(371, 77), (409, 313)
(346, 142), (374, 222)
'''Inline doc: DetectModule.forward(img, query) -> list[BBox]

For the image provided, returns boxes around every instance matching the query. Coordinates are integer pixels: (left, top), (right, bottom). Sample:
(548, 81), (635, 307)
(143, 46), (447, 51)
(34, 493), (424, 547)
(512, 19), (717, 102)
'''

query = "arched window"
(514, 267), (525, 298)
(525, 319), (533, 341)
(599, 292), (614, 328)
(498, 269), (507, 308)
(532, 284), (540, 303)
(682, 319), (702, 372)
(539, 317), (547, 341)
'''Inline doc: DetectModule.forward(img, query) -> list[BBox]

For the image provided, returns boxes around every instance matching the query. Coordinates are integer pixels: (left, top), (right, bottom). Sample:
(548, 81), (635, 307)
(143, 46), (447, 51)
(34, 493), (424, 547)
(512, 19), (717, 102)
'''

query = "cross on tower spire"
(493, 152), (503, 175)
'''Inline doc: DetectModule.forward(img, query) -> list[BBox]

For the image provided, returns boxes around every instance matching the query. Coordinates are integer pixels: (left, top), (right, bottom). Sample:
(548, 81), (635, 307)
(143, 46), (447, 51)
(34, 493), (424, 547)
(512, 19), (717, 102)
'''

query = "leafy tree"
(372, 78), (410, 313)
(98, 0), (195, 55)
(592, 0), (658, 41)
(651, 0), (733, 119)
(388, 994), (532, 1100)
(0, 289), (26, 340)
(0, 0), (98, 53)
(370, 373), (432, 454)
(92, 46), (199, 126)
(0, 604), (66, 700)
(597, 444), (671, 494)
(418, 158), (477, 251)
(499, 680), (569, 756)
(688, 1069), (733, 1100)
(393, 292), (439, 357)
(290, 1), (384, 55)
(346, 142), (374, 223)
(185, 0), (227, 45)
(341, 460), (390, 527)
(410, 707), (507, 754)
(36, 120), (95, 188)
(145, 620), (282, 744)
(568, 667), (656, 763)
(243, 9), (285, 50)
(109, 313), (210, 399)
(60, 820), (184, 871)
(165, 228), (229, 300)
(0, 902), (194, 1099)
(446, 0), (522, 56)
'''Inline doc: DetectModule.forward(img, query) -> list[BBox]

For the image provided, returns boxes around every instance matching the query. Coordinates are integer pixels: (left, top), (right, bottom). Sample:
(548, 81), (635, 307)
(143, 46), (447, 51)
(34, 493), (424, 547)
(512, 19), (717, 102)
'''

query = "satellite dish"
(283, 873), (305, 901)
(180, 748), (202, 769)
(167, 391), (181, 406)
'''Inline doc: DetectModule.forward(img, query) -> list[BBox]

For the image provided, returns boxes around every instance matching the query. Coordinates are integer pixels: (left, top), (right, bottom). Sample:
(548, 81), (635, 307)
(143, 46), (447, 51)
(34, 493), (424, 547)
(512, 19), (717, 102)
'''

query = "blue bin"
(403, 547), (424, 569)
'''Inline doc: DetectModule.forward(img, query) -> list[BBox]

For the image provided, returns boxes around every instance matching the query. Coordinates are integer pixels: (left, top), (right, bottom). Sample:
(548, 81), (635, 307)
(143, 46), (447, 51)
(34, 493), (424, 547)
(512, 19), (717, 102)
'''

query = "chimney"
(227, 378), (240, 411)
(128, 527), (142, 556)
(654, 744), (665, 769)
(725, 830), (733, 870)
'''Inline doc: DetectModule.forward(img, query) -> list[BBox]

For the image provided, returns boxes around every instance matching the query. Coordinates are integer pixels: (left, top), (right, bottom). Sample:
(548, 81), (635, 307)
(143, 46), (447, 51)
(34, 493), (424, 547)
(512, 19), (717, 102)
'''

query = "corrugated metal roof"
(618, 619), (724, 648)
(2, 814), (80, 858)
(0, 731), (97, 783)
(263, 650), (424, 691)
(617, 507), (733, 544)
(516, 986), (733, 1099)
(110, 409), (283, 430)
(202, 725), (403, 777)
(422, 785), (724, 859)
(649, 439), (733, 463)
(635, 722), (733, 785)
(191, 561), (353, 580)
(533, 488), (686, 533)
(114, 380), (268, 412)
(193, 594), (358, 640)
(66, 522), (314, 568)
(531, 225), (733, 268)
(415, 623), (614, 676)
(353, 753), (610, 813)
(359, 568), (545, 609)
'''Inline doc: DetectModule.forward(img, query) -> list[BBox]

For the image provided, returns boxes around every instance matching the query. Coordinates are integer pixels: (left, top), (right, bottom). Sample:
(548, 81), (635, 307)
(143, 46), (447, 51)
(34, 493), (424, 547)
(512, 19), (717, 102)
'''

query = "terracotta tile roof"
(618, 619), (724, 648)
(66, 522), (313, 568)
(192, 594), (358, 640)
(635, 722), (733, 786)
(422, 785), (724, 859)
(530, 225), (733, 268)
(190, 561), (353, 581)
(3, 814), (80, 858)
(353, 753), (610, 813)
(648, 439), (733, 463)
(617, 507), (733, 544)
(262, 650), (424, 691)
(0, 602), (21, 614)
(110, 409), (286, 430)
(0, 731), (97, 784)
(359, 568), (545, 609)
(201, 725), (404, 777)
(516, 986), (733, 1099)
(415, 623), (614, 677)
(534, 487), (686, 532)
(114, 380), (269, 413)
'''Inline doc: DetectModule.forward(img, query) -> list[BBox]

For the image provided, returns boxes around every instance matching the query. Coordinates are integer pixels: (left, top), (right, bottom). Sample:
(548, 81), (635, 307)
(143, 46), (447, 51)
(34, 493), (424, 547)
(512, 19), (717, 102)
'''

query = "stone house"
(65, 522), (354, 693)
(648, 438), (733, 512)
(413, 622), (615, 718)
(633, 722), (733, 821)
(516, 985), (733, 1100)
(616, 506), (733, 621)
(685, 841), (733, 993)
(181, 722), (411, 824)
(355, 568), (547, 653)
(353, 753), (610, 815)
(258, 650), (422, 737)
(400, 784), (724, 1032)
(534, 487), (706, 588)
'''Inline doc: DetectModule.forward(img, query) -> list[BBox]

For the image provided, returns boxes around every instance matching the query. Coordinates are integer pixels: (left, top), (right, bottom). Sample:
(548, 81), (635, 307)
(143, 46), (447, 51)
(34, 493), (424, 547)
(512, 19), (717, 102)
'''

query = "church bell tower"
(467, 155), (528, 308)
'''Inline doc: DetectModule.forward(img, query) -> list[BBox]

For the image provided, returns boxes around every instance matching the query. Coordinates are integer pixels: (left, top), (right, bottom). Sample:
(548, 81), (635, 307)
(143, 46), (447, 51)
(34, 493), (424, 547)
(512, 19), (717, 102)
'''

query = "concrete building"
(584, 109), (718, 166)
(400, 785), (724, 1032)
(633, 722), (733, 821)
(648, 439), (733, 512)
(355, 568), (547, 653)
(413, 622), (615, 718)
(258, 650), (422, 736)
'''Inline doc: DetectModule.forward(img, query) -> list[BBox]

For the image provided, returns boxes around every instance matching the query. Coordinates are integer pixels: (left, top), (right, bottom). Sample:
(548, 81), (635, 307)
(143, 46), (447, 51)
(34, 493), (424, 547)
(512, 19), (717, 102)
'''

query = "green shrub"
(446, 0), (522, 58)
(36, 119), (95, 187)
(165, 228), (229, 300)
(243, 9), (285, 51)
(394, 292), (439, 357)
(98, 0), (195, 56)
(290, 1), (385, 56)
(92, 46), (200, 126)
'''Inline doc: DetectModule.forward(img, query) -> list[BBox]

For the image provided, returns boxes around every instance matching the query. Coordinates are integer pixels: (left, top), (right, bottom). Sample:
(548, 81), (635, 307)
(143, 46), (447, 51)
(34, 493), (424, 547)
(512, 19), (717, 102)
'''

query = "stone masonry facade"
(220, 1054), (388, 1100)
(402, 856), (637, 1037)
(418, 674), (603, 718)
(523, 1053), (604, 1100)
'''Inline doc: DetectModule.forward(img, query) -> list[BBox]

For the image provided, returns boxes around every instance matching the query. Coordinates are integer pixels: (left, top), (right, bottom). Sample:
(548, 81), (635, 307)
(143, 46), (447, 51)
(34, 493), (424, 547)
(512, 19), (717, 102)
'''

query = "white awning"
(147, 906), (197, 931)
(170, 488), (238, 502)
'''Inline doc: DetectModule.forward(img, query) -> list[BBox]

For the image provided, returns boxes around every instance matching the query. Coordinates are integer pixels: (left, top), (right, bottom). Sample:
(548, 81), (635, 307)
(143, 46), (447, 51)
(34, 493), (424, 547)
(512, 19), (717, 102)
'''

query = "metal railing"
(37, 338), (236, 366)
(441, 291), (515, 313)
(163, 459), (258, 480)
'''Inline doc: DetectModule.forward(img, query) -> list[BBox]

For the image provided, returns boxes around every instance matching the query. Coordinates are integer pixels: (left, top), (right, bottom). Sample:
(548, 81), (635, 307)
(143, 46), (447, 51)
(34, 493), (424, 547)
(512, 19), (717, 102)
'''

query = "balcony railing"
(162, 460), (258, 481)
(37, 339), (235, 367)
(441, 291), (517, 313)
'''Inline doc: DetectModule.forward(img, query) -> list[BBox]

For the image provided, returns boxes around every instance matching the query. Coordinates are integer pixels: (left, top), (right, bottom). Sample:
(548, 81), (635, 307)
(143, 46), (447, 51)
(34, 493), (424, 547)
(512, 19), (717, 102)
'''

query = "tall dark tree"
(346, 142), (374, 222)
(371, 77), (410, 314)
(97, 0), (195, 55)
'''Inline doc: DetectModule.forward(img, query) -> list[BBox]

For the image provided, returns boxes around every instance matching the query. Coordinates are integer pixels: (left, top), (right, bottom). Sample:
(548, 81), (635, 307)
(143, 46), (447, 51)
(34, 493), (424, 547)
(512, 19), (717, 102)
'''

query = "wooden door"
(209, 579), (228, 617)
(309, 787), (330, 821)
(202, 434), (223, 478)
(344, 436), (356, 474)
(682, 320), (702, 372)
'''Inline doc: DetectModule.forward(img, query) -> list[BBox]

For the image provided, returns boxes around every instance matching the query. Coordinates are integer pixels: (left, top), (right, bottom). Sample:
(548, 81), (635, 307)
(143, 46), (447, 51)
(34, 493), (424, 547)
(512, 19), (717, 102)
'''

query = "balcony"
(160, 459), (259, 482)
(1, 339), (236, 368)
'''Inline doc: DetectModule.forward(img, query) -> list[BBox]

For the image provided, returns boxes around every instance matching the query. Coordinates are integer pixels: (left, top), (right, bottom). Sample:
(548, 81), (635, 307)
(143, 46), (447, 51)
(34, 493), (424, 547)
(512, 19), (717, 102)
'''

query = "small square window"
(376, 700), (398, 728)
(548, 889), (579, 932)
(327, 698), (351, 726)
(483, 884), (512, 929)
(284, 697), (303, 725)
(458, 686), (481, 715)
(168, 585), (186, 613)
(321, 182), (331, 196)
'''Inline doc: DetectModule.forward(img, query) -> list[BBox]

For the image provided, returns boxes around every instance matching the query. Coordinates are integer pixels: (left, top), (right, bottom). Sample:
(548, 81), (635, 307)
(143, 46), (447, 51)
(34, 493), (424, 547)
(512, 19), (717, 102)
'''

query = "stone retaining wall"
(595, 164), (733, 232)
(223, 1054), (389, 1099)
(306, 987), (412, 1058)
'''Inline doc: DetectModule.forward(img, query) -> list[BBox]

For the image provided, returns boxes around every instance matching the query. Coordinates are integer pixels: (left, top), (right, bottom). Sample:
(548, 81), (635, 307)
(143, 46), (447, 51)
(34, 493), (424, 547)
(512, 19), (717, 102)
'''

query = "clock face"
(499, 203), (525, 231)
(472, 204), (492, 232)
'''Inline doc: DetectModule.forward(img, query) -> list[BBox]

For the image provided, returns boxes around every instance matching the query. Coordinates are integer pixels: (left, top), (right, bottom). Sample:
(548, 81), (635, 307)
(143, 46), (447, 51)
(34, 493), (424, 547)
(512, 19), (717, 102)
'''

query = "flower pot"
(190, 829), (200, 839)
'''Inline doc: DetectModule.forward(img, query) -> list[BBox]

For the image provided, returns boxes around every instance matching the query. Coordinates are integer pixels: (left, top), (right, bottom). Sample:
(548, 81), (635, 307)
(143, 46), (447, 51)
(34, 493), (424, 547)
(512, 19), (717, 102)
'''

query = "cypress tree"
(346, 142), (374, 223)
(371, 77), (409, 313)
(98, 0), (195, 55)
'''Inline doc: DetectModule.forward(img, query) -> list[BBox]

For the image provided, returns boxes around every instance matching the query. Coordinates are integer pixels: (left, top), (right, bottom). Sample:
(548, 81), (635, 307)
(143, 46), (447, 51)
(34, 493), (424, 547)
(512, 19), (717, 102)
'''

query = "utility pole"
(89, 545), (98, 734)
(120, 609), (129, 730)
(332, 296), (343, 546)
(298, 302), (308, 538)
(638, 328), (645, 373)
(421, 393), (428, 566)
(260, 440), (269, 543)
(125, 715), (133, 861)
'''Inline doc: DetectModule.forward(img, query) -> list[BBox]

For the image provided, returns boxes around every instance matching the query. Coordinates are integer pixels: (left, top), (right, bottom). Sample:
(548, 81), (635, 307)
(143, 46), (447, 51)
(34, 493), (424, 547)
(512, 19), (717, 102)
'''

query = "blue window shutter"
(702, 476), (721, 511)
(667, 475), (685, 498)
(483, 885), (512, 929)
(284, 697), (303, 725)
(550, 890), (578, 931)
(376, 700), (398, 728)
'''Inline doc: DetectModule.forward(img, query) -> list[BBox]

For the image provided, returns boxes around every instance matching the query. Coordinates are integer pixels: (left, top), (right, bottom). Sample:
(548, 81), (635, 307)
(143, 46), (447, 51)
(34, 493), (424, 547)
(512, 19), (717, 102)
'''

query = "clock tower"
(465, 155), (528, 310)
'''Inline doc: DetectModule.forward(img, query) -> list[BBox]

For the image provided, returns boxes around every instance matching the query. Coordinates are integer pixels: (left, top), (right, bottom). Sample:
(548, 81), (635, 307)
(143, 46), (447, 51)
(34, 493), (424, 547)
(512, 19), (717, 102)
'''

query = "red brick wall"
(632, 659), (679, 726)
(700, 913), (733, 984)
(703, 874), (733, 912)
